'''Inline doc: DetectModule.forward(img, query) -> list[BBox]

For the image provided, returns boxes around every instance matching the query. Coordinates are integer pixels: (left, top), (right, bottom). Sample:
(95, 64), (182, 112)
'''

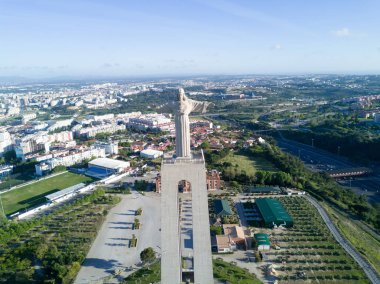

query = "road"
(74, 190), (160, 284)
(277, 137), (380, 203)
(277, 138), (355, 170)
(305, 195), (380, 284)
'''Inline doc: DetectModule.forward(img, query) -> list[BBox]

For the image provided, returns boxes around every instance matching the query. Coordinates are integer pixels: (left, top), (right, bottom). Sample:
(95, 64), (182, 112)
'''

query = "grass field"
(220, 151), (277, 176)
(1, 172), (93, 215)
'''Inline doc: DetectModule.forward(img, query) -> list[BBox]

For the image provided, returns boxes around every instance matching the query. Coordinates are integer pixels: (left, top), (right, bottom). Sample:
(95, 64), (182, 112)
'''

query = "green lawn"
(213, 258), (262, 284)
(220, 151), (277, 176)
(123, 261), (160, 284)
(1, 172), (93, 215)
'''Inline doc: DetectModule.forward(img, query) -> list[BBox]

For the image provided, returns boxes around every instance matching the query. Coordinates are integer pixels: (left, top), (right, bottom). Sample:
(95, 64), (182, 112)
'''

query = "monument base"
(160, 151), (213, 284)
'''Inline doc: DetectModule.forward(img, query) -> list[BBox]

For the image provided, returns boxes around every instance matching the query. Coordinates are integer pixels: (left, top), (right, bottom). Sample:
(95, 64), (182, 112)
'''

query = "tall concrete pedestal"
(160, 153), (213, 284)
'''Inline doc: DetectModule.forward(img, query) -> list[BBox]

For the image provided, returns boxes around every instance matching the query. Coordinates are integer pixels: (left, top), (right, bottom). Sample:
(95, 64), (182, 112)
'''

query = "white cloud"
(273, 44), (282, 50)
(331, 28), (351, 37)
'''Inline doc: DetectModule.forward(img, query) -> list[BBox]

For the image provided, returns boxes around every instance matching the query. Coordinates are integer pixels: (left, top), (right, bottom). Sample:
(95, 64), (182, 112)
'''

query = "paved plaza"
(75, 191), (160, 284)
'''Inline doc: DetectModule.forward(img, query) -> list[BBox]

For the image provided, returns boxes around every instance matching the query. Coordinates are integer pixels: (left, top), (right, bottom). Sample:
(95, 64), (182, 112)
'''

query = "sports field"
(0, 172), (93, 215)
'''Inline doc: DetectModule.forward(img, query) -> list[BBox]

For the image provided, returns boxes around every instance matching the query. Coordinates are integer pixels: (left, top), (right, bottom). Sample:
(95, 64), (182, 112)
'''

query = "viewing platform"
(162, 150), (205, 165)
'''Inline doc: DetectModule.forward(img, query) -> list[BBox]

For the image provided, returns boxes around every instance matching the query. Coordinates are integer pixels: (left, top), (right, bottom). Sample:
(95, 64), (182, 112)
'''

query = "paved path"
(75, 191), (160, 284)
(305, 195), (380, 284)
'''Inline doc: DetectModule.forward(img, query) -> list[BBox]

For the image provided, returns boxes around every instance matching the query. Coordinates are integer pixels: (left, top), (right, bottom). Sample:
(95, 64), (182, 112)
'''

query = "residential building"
(207, 170), (221, 190)
(75, 123), (125, 138)
(35, 147), (106, 175)
(127, 113), (173, 131)
(93, 141), (119, 155)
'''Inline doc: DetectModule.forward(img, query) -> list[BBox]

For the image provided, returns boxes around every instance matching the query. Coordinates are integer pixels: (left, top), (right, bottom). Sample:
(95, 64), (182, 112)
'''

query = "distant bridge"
(327, 167), (373, 178)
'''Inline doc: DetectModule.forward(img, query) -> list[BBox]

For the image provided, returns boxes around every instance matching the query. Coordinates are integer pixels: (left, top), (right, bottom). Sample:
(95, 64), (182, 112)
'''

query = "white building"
(35, 147), (106, 175)
(47, 131), (74, 143)
(87, 114), (115, 121)
(75, 123), (125, 138)
(0, 129), (12, 155)
(128, 113), (173, 131)
(140, 149), (163, 159)
(47, 119), (73, 131)
(93, 141), (119, 155)
(15, 140), (50, 160)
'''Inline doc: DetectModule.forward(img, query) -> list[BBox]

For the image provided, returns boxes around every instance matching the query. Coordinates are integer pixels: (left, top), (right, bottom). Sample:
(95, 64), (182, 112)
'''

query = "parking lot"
(74, 190), (160, 283)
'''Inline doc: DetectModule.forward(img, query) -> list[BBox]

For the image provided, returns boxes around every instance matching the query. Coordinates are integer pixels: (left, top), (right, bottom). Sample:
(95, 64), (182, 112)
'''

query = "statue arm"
(188, 99), (212, 113)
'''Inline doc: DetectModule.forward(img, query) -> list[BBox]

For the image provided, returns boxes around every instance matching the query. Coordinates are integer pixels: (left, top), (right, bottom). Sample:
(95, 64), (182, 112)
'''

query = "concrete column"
(191, 166), (214, 284)
(161, 168), (182, 284)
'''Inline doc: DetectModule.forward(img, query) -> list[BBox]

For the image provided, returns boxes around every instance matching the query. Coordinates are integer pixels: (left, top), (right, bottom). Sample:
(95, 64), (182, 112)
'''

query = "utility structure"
(160, 88), (213, 284)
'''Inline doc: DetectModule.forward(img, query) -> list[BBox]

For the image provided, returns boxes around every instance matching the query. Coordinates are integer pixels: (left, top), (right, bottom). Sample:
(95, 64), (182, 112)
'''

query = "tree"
(210, 225), (223, 236)
(52, 165), (66, 173)
(140, 247), (156, 264)
(3, 150), (16, 163)
(136, 208), (143, 215)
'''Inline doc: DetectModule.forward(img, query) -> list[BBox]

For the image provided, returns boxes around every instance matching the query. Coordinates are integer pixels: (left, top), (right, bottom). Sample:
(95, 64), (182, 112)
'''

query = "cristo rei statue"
(161, 88), (212, 158)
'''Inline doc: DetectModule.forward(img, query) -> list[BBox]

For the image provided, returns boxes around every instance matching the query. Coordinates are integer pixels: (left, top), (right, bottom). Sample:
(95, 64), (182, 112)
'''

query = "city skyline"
(1, 0), (380, 78)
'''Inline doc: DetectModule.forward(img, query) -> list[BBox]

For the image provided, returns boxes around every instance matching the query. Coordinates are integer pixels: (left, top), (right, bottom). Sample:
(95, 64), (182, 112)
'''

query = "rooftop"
(214, 199), (233, 217)
(248, 186), (282, 194)
(141, 149), (163, 155)
(254, 233), (271, 246)
(222, 224), (245, 239)
(88, 158), (130, 169)
(255, 198), (293, 226)
(46, 183), (86, 201)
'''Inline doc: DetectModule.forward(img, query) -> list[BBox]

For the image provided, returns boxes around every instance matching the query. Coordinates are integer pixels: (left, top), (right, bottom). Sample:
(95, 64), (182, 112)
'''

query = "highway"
(277, 137), (380, 203)
(305, 195), (380, 284)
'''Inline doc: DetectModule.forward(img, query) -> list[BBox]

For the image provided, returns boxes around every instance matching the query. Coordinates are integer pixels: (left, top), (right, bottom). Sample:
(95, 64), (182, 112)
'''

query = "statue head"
(178, 88), (185, 101)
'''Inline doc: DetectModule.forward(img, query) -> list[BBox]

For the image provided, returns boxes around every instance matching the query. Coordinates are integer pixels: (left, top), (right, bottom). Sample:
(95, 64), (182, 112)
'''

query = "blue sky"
(1, 0), (380, 77)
